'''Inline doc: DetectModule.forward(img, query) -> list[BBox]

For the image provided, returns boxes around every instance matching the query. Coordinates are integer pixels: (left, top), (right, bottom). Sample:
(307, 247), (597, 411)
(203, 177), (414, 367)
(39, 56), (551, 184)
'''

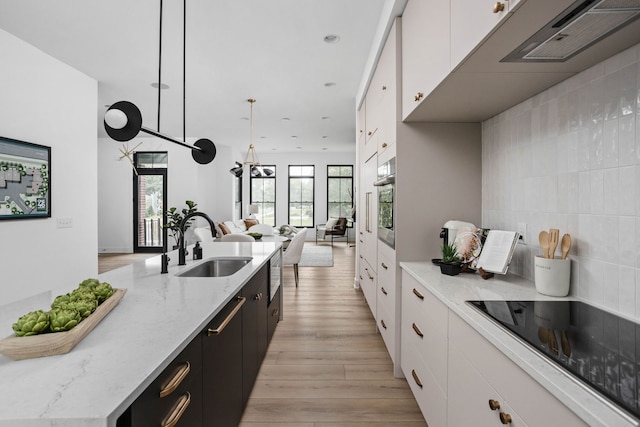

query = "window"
(288, 165), (314, 227)
(250, 165), (276, 226)
(133, 152), (167, 253)
(234, 174), (242, 220)
(327, 165), (353, 220)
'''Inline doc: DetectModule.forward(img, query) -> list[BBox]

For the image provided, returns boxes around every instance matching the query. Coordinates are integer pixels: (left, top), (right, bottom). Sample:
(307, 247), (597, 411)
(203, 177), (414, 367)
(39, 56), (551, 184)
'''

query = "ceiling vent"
(502, 0), (640, 62)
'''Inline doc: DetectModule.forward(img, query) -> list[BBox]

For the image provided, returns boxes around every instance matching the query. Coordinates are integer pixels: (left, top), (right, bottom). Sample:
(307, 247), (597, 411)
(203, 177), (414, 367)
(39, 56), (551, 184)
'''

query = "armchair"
(315, 217), (348, 246)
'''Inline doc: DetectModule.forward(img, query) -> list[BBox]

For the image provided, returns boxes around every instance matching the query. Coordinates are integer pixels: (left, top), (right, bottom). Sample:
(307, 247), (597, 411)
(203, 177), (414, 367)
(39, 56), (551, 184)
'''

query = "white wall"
(0, 28), (98, 304)
(482, 43), (640, 319)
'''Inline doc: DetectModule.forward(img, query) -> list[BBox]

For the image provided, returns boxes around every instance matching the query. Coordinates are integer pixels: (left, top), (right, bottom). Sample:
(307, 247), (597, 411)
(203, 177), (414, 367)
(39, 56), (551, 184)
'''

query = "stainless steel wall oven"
(374, 157), (395, 248)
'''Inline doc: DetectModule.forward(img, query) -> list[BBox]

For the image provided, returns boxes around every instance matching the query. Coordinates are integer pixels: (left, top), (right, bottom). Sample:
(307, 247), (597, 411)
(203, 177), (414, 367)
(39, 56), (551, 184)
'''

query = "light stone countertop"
(0, 242), (281, 427)
(400, 261), (638, 427)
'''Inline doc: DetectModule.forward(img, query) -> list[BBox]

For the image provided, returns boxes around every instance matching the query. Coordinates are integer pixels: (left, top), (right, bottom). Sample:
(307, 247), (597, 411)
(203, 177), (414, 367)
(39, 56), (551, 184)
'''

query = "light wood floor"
(98, 244), (427, 427)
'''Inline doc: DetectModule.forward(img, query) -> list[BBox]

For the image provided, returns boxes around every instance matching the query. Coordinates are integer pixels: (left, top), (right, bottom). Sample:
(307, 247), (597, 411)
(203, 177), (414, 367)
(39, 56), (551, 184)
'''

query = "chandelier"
(229, 99), (273, 177)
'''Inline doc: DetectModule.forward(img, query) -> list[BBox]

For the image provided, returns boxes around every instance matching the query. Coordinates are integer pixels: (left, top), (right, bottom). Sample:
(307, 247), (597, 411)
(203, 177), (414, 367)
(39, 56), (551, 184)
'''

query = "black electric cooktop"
(467, 300), (640, 423)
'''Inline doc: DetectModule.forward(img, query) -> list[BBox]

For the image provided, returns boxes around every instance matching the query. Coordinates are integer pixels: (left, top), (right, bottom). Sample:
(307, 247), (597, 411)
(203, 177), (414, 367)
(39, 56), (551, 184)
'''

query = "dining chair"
(282, 228), (307, 287)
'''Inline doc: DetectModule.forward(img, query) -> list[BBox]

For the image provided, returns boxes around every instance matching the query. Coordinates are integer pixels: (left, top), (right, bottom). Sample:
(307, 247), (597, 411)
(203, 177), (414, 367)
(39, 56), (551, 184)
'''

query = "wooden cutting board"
(0, 288), (127, 361)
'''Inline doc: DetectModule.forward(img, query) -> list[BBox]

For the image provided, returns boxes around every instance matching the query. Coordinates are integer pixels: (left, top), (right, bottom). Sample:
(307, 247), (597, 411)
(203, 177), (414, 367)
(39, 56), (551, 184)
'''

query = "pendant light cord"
(157, 0), (163, 133)
(183, 0), (186, 143)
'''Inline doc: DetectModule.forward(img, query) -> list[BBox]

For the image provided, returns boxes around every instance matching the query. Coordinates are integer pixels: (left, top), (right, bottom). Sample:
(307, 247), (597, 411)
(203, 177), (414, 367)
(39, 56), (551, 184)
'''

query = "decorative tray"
(0, 288), (126, 361)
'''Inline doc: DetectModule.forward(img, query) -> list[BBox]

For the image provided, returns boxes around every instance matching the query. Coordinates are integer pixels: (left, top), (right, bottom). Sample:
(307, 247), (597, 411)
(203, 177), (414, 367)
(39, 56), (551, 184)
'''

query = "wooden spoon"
(539, 231), (550, 258)
(549, 229), (559, 259)
(561, 233), (571, 260)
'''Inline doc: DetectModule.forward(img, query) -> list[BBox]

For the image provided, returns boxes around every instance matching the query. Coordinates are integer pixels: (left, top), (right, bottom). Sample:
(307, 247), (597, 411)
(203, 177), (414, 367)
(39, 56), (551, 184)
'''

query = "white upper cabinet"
(450, 0), (510, 68)
(401, 0), (451, 121)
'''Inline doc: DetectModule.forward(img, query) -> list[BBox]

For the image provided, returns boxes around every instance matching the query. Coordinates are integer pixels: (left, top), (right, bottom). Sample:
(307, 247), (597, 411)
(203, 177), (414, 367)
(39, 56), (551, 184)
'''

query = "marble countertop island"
(400, 262), (638, 427)
(0, 242), (281, 427)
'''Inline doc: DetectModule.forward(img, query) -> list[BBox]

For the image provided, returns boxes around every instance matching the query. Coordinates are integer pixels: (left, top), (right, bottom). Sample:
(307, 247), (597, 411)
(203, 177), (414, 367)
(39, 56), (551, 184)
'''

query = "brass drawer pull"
(271, 308), (279, 317)
(414, 92), (424, 102)
(207, 296), (247, 336)
(382, 142), (388, 148)
(500, 412), (512, 424)
(161, 392), (191, 427)
(381, 287), (388, 295)
(382, 85), (387, 90)
(254, 292), (263, 301)
(488, 399), (500, 410)
(411, 369), (423, 388)
(365, 268), (374, 280)
(412, 323), (424, 338)
(412, 288), (424, 300)
(381, 262), (388, 270)
(159, 362), (191, 398)
(493, 2), (505, 13)
(380, 319), (387, 329)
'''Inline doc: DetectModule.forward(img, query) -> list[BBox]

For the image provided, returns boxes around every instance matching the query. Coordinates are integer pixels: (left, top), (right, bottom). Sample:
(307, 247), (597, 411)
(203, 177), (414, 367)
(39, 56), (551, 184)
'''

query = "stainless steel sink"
(175, 257), (253, 277)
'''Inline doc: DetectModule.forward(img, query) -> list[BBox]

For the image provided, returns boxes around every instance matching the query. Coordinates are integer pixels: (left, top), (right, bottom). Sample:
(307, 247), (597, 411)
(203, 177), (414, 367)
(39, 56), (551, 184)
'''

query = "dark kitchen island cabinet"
(118, 259), (279, 427)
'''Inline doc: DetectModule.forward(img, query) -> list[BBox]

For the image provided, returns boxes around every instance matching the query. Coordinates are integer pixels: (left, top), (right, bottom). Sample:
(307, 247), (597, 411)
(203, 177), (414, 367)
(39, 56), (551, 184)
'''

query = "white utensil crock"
(534, 255), (570, 297)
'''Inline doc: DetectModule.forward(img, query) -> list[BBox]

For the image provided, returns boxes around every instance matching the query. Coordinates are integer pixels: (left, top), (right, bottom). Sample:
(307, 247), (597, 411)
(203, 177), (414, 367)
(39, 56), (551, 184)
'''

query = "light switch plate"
(57, 217), (73, 228)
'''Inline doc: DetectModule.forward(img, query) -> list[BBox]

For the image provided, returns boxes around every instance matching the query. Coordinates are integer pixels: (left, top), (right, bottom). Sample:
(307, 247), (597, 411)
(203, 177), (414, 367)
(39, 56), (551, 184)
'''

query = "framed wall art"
(0, 135), (51, 219)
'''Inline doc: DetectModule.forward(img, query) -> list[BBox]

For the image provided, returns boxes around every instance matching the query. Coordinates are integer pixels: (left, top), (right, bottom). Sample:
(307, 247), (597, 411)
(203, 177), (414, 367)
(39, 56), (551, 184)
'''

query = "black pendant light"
(104, 0), (216, 165)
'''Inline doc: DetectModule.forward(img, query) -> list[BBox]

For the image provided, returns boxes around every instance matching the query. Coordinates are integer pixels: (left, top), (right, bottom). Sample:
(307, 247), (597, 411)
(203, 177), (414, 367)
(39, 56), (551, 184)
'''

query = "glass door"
(133, 152), (168, 253)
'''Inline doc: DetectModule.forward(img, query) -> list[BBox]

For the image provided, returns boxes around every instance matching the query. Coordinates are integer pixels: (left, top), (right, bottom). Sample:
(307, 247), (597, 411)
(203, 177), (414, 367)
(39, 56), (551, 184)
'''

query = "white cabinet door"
(402, 0), (451, 120)
(448, 347), (526, 427)
(450, 0), (510, 68)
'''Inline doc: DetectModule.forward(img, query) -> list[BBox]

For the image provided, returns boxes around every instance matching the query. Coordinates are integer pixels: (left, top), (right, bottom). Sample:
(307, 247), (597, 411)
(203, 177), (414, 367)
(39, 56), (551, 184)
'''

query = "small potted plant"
(164, 200), (198, 249)
(440, 242), (462, 276)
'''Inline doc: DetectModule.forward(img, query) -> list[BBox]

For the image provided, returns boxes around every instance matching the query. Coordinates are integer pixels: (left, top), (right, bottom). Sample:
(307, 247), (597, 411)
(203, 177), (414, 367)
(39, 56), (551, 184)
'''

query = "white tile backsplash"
(482, 43), (640, 319)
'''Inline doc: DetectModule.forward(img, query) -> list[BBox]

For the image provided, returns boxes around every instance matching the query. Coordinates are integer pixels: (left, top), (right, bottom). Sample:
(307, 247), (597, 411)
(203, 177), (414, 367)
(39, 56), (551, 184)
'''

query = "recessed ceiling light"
(321, 116), (330, 120)
(260, 136), (266, 139)
(323, 34), (340, 44)
(322, 147), (328, 150)
(324, 82), (336, 87)
(322, 136), (328, 139)
(150, 83), (170, 89)
(281, 117), (290, 121)
(296, 146), (302, 149)
(291, 136), (298, 139)
(240, 117), (249, 120)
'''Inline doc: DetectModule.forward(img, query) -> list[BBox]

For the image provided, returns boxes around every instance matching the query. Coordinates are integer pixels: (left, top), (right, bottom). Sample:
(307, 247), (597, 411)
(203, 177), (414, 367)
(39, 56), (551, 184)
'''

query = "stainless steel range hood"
(503, 0), (640, 62)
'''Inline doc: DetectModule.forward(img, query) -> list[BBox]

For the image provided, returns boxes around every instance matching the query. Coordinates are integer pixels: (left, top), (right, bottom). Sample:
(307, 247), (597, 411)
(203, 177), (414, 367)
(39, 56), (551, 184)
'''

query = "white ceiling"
(0, 0), (391, 153)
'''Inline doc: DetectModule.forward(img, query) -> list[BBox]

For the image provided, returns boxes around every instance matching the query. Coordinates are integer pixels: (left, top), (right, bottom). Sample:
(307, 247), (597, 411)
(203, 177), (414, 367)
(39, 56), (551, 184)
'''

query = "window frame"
(249, 165), (276, 226)
(326, 165), (353, 225)
(287, 165), (315, 228)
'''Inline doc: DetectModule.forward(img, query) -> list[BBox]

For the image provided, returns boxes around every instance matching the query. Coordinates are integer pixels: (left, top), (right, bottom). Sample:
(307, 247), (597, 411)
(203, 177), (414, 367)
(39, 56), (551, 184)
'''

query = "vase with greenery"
(440, 242), (462, 276)
(164, 200), (198, 248)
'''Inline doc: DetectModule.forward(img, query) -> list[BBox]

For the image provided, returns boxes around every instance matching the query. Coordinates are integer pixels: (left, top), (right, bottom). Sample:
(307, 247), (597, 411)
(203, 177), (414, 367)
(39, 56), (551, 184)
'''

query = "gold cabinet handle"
(411, 369), (423, 388)
(365, 268), (373, 280)
(207, 296), (247, 336)
(161, 392), (191, 427)
(381, 142), (388, 148)
(499, 412), (512, 424)
(412, 323), (424, 338)
(380, 319), (387, 329)
(368, 131), (372, 136)
(382, 85), (387, 90)
(488, 399), (501, 411)
(412, 288), (424, 300)
(254, 292), (263, 301)
(381, 262), (388, 270)
(271, 308), (279, 317)
(414, 92), (424, 102)
(381, 287), (388, 295)
(159, 362), (190, 398)
(493, 2), (505, 12)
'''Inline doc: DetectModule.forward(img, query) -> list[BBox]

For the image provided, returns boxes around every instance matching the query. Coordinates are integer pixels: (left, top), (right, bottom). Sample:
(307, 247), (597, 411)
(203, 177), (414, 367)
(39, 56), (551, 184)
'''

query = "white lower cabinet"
(400, 269), (588, 427)
(401, 271), (448, 426)
(358, 259), (376, 315)
(448, 312), (587, 427)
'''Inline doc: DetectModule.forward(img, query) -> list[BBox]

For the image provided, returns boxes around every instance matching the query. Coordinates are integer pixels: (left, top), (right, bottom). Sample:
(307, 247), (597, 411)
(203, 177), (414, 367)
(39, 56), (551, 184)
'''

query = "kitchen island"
(0, 241), (282, 427)
(400, 262), (638, 427)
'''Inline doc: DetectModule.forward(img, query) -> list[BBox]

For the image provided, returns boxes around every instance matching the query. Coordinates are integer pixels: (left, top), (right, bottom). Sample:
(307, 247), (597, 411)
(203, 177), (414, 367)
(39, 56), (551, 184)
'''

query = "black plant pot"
(440, 262), (462, 276)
